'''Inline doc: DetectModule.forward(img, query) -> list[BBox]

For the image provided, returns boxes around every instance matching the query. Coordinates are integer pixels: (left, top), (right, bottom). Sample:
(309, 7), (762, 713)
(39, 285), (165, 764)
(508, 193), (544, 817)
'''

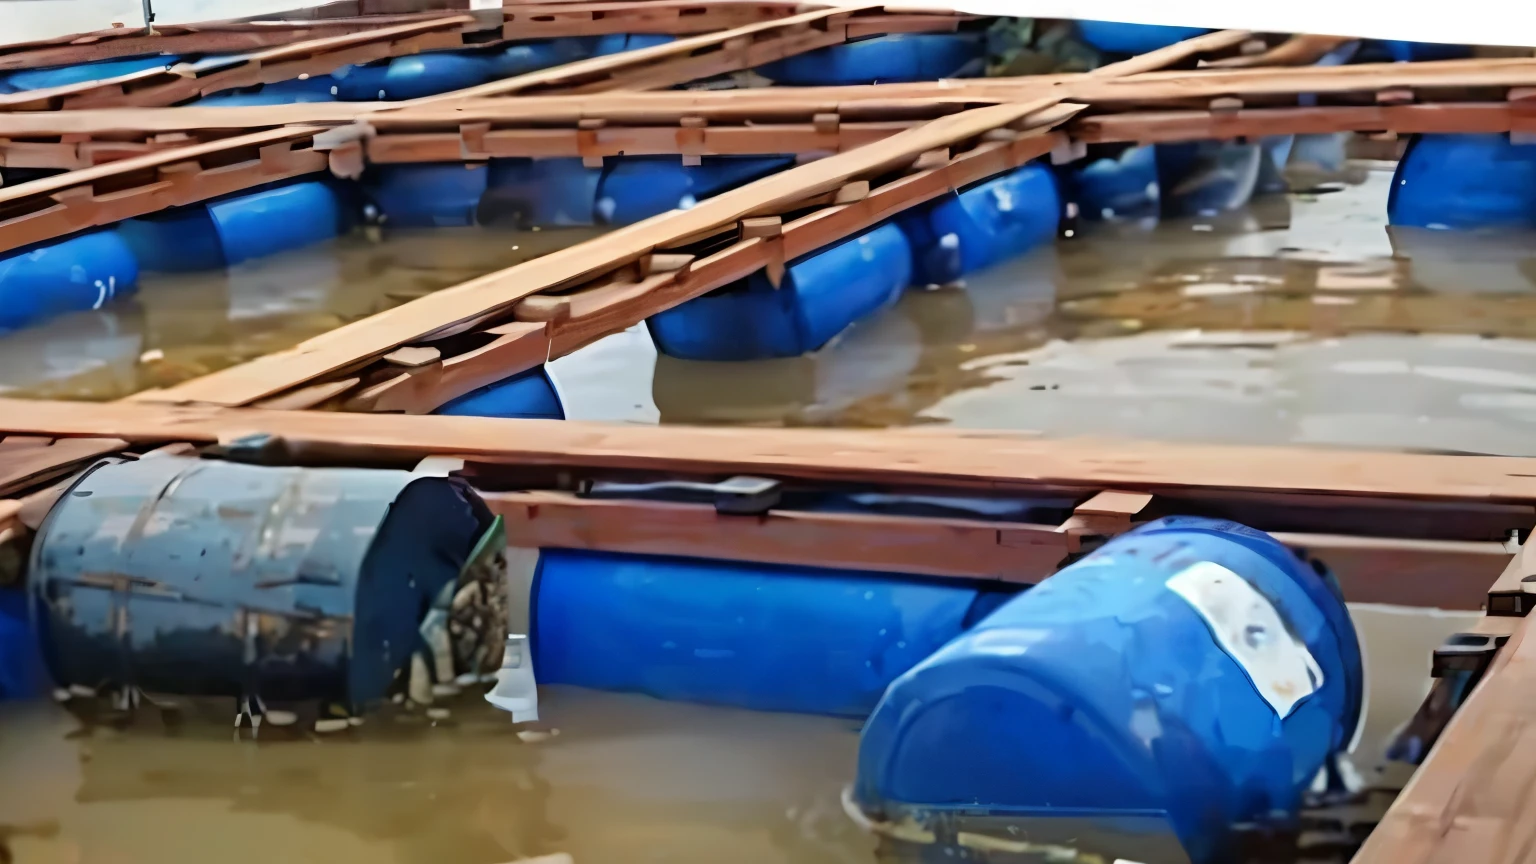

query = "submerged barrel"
(533, 549), (1006, 717)
(0, 230), (140, 332)
(1388, 134), (1536, 231)
(595, 156), (794, 225)
(647, 221), (912, 360)
(1156, 140), (1264, 218)
(120, 180), (348, 271)
(1075, 21), (1211, 56)
(366, 163), (490, 228)
(756, 33), (986, 85)
(483, 158), (603, 227)
(30, 457), (494, 711)
(856, 516), (1364, 864)
(436, 366), (566, 419)
(898, 162), (1061, 286)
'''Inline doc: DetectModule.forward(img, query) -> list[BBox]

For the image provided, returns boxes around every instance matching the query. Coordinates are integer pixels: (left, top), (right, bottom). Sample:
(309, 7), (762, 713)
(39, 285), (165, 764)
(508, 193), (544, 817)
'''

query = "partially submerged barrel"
(120, 180), (349, 271)
(1069, 144), (1162, 222)
(594, 156), (794, 225)
(532, 549), (1006, 717)
(0, 230), (139, 332)
(30, 457), (494, 711)
(647, 222), (912, 360)
(483, 158), (603, 227)
(855, 516), (1364, 864)
(436, 366), (566, 419)
(898, 162), (1061, 286)
(1388, 134), (1536, 231)
(1155, 140), (1264, 218)
(366, 163), (491, 228)
(756, 33), (985, 85)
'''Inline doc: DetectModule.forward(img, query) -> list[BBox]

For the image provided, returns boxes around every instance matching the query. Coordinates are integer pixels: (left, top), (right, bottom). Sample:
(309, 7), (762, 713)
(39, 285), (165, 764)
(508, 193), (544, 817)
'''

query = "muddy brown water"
(0, 160), (1527, 862)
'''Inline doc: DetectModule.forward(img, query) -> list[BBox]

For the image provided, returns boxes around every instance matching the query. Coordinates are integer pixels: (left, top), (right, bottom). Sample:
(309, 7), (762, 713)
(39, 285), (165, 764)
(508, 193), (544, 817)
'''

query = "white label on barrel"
(1166, 561), (1324, 719)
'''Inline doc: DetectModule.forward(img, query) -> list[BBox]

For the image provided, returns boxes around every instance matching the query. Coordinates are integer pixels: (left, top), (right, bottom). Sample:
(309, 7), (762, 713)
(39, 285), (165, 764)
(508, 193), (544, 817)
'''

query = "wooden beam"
(5, 400), (1536, 506)
(140, 99), (1075, 408)
(1351, 611), (1536, 864)
(1072, 102), (1526, 144)
(486, 490), (1077, 583)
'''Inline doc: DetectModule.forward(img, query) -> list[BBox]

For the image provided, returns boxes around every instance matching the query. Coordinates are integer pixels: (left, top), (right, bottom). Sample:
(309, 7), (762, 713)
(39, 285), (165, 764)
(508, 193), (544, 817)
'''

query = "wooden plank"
(1351, 612), (1536, 864)
(6, 400), (1536, 506)
(144, 99), (1073, 407)
(0, 437), (126, 497)
(485, 490), (1075, 583)
(1270, 533), (1514, 611)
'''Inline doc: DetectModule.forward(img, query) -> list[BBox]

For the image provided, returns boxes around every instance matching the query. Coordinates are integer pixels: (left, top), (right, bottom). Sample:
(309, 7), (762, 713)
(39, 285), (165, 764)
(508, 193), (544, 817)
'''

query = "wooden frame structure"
(0, 16), (1530, 864)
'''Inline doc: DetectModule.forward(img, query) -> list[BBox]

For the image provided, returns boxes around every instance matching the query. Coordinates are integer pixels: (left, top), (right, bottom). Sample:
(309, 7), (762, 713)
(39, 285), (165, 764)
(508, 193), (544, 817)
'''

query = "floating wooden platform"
(0, 16), (1531, 864)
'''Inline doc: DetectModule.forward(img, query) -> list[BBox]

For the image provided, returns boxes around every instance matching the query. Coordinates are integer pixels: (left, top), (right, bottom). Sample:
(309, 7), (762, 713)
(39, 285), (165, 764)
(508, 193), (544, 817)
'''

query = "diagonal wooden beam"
(133, 99), (1076, 409)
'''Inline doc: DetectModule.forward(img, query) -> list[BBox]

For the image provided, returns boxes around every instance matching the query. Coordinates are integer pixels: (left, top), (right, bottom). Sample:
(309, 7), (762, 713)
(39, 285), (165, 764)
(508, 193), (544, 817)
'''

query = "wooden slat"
(485, 490), (1076, 582)
(1351, 611), (1536, 864)
(1271, 533), (1513, 611)
(4, 400), (1536, 505)
(0, 437), (126, 497)
(1073, 102), (1524, 144)
(143, 99), (1073, 407)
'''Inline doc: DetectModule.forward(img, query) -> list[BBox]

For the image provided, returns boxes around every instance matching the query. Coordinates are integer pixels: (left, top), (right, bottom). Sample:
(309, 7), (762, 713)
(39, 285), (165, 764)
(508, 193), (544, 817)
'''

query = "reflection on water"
(2, 159), (1528, 863)
(622, 165), (1536, 455)
(0, 226), (604, 401)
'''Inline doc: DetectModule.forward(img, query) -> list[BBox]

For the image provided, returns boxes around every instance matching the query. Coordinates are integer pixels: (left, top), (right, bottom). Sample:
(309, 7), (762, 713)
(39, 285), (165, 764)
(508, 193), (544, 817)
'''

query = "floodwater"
(1, 158), (1528, 863)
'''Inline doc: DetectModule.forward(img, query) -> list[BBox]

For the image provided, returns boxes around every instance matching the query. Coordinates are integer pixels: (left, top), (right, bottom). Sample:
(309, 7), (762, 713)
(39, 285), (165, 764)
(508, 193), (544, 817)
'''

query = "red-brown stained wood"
(0, 437), (127, 497)
(486, 490), (1075, 582)
(1353, 611), (1536, 864)
(6, 399), (1536, 506)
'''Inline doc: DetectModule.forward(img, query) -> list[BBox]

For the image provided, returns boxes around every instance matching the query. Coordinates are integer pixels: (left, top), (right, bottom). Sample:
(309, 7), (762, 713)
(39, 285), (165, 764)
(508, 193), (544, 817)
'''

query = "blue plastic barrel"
(1076, 21), (1212, 56)
(1388, 134), (1536, 231)
(855, 516), (1364, 864)
(1375, 40), (1473, 62)
(0, 230), (140, 332)
(30, 456), (493, 711)
(120, 180), (348, 271)
(898, 162), (1061, 286)
(0, 589), (44, 701)
(592, 33), (676, 56)
(1069, 144), (1161, 222)
(490, 37), (596, 78)
(1156, 140), (1264, 218)
(756, 33), (986, 85)
(647, 221), (912, 360)
(333, 51), (494, 101)
(436, 366), (565, 419)
(366, 162), (490, 228)
(3, 55), (180, 92)
(595, 156), (794, 225)
(483, 158), (602, 227)
(532, 548), (1000, 717)
(195, 76), (339, 106)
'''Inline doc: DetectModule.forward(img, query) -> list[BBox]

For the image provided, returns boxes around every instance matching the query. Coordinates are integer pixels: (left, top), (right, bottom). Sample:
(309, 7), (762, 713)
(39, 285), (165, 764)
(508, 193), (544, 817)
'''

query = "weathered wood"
(0, 437), (127, 497)
(1073, 102), (1523, 144)
(487, 490), (1076, 583)
(1272, 532), (1514, 611)
(6, 400), (1536, 506)
(1352, 610), (1536, 864)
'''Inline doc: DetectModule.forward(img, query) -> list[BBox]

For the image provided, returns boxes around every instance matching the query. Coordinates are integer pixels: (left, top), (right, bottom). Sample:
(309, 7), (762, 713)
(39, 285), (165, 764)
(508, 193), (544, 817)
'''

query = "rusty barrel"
(29, 456), (493, 713)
